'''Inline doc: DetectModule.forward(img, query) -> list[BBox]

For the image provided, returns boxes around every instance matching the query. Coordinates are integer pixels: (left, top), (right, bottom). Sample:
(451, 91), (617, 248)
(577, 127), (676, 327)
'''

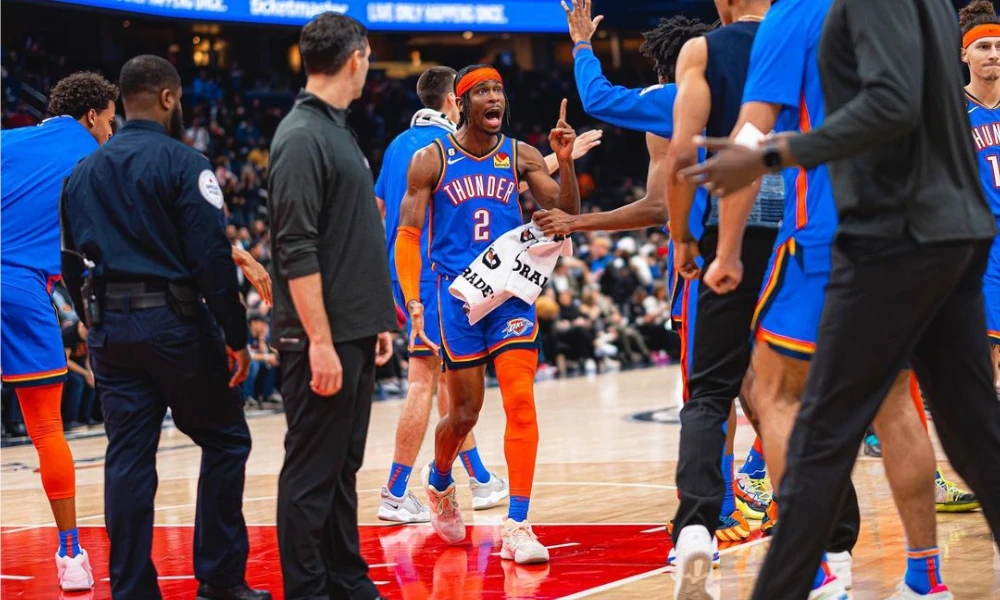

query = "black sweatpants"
(277, 336), (379, 600)
(672, 229), (860, 554)
(753, 235), (1000, 599)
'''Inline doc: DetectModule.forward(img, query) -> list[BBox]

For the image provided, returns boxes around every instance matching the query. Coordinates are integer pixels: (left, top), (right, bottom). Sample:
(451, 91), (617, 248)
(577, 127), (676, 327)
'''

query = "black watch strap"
(761, 142), (783, 172)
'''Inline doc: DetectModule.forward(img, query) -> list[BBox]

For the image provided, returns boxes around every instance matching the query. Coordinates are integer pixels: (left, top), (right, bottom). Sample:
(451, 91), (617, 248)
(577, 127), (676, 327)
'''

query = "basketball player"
(377, 67), (601, 523)
(663, 1), (849, 597)
(540, 1), (766, 542)
(703, 0), (947, 595)
(963, 1), (1000, 393)
(397, 65), (580, 563)
(0, 72), (120, 591)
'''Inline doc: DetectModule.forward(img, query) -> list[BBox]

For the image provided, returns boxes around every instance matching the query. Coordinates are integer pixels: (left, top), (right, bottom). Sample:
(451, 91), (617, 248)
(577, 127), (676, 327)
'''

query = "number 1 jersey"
(968, 95), (1000, 221)
(429, 134), (523, 276)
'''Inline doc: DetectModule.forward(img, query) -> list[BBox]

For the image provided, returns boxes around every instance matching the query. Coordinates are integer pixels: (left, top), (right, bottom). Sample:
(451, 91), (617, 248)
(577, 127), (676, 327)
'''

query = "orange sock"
(494, 349), (539, 505)
(910, 372), (929, 433)
(18, 383), (76, 500)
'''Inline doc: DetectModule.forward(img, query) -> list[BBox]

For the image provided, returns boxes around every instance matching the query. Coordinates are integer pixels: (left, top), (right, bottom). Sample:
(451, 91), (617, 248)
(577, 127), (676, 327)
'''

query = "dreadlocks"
(639, 16), (715, 83)
(455, 63), (510, 129)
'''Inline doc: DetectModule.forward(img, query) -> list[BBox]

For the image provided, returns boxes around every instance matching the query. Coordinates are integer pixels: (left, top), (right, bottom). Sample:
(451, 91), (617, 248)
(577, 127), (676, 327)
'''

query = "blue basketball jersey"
(742, 0), (837, 251)
(430, 134), (522, 276)
(967, 95), (1000, 220)
(376, 118), (454, 282)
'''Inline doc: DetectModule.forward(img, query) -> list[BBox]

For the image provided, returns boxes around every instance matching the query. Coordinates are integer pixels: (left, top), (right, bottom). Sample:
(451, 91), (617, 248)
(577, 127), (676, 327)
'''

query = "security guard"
(61, 55), (270, 600)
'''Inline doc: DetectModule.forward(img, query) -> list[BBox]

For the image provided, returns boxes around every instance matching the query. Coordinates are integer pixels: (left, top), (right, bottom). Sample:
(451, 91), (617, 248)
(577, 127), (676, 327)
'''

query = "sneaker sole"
(734, 497), (766, 521)
(675, 553), (715, 600)
(377, 508), (431, 523)
(935, 502), (980, 513)
(60, 580), (94, 592)
(472, 491), (510, 510)
(806, 586), (848, 600)
(500, 545), (551, 564)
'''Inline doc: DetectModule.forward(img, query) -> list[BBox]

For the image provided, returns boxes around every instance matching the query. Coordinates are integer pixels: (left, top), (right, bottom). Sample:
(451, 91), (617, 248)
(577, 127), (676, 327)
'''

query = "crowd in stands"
(1, 38), (678, 440)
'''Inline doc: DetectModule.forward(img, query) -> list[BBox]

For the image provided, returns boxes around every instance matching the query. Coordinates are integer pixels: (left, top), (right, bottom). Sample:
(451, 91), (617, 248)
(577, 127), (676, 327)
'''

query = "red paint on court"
(1, 523), (678, 599)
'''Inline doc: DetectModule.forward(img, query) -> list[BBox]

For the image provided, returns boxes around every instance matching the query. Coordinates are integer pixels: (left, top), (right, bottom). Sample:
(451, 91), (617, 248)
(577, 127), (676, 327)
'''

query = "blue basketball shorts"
(983, 233), (1000, 346)
(1, 270), (68, 387)
(391, 278), (441, 358)
(752, 238), (830, 361)
(437, 274), (538, 370)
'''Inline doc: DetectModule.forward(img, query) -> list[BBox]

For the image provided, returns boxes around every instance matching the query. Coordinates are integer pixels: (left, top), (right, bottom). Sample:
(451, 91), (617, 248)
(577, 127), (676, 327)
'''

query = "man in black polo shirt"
(268, 12), (396, 600)
(682, 0), (1000, 597)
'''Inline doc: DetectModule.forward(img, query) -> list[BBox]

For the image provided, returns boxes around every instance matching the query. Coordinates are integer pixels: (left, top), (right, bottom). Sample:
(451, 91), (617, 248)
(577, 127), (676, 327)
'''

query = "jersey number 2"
(473, 209), (491, 241)
(988, 155), (1000, 188)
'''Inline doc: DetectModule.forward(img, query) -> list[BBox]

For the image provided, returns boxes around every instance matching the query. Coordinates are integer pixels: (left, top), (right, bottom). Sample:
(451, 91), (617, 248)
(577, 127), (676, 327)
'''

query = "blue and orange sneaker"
(666, 510), (751, 542)
(734, 472), (771, 520)
(760, 500), (778, 536)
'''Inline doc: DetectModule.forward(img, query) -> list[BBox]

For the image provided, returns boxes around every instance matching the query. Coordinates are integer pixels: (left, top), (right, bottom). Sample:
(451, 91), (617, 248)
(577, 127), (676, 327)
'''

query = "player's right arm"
(396, 143), (441, 353)
(533, 132), (670, 234)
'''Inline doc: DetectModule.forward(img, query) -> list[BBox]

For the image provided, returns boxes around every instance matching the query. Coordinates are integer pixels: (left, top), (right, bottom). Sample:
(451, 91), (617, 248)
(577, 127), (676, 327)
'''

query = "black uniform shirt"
(63, 120), (247, 349)
(268, 92), (396, 350)
(787, 0), (997, 243)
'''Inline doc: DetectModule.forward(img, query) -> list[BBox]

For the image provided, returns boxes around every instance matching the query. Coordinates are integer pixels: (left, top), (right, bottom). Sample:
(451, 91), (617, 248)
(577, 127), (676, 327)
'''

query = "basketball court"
(2, 365), (998, 599)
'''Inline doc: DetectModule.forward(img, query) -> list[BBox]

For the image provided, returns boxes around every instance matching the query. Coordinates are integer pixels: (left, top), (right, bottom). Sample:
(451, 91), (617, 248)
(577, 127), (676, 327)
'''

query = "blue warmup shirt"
(742, 0), (837, 251)
(573, 45), (677, 139)
(1, 117), (98, 281)
(573, 43), (706, 240)
(375, 111), (455, 282)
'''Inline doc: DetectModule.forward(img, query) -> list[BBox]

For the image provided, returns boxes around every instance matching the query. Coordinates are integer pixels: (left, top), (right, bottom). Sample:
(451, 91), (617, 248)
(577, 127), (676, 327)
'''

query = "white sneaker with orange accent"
(55, 548), (94, 591)
(426, 482), (466, 544)
(500, 519), (550, 564)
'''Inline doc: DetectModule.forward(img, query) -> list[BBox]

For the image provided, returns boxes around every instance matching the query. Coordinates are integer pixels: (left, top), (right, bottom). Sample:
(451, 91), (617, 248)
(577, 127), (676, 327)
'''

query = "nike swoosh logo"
(386, 502), (399, 510)
(969, 106), (980, 114)
(447, 157), (465, 165)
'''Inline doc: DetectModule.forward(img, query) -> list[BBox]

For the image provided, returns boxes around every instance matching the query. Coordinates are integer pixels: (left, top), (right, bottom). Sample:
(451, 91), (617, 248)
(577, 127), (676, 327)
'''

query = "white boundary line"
(0, 575), (33, 580)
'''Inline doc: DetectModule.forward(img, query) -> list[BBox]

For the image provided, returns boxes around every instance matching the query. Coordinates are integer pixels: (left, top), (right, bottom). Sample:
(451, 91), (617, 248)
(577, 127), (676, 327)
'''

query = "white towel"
(449, 223), (572, 325)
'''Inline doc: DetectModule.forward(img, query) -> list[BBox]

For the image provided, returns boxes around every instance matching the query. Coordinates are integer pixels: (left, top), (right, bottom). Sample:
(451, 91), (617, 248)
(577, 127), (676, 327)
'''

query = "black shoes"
(195, 582), (272, 600)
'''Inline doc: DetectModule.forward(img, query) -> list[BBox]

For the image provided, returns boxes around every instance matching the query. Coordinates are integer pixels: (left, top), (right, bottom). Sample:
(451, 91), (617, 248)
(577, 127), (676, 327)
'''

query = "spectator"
(244, 315), (280, 406)
(61, 320), (97, 429)
(186, 116), (210, 152)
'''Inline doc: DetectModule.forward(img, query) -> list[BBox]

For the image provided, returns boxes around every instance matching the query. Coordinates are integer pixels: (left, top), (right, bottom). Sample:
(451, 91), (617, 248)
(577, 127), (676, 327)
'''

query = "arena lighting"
(39, 0), (569, 32)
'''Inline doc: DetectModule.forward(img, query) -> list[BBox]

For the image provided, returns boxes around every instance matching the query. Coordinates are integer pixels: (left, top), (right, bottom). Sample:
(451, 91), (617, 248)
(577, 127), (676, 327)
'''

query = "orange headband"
(455, 67), (503, 98)
(964, 24), (1000, 48)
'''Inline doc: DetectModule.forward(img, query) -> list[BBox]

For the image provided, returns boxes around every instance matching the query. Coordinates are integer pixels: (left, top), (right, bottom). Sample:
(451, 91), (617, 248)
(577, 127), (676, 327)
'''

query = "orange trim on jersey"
(751, 241), (790, 331)
(448, 133), (505, 161)
(487, 320), (539, 354)
(45, 274), (62, 294)
(756, 327), (816, 356)
(679, 279), (691, 403)
(511, 138), (521, 192)
(432, 138), (447, 192)
(989, 329), (1000, 343)
(2, 367), (68, 383)
(795, 93), (812, 230)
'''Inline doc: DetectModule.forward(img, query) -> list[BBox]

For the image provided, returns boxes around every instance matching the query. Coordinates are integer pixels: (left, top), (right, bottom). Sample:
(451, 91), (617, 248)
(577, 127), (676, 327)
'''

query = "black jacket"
(268, 92), (396, 350)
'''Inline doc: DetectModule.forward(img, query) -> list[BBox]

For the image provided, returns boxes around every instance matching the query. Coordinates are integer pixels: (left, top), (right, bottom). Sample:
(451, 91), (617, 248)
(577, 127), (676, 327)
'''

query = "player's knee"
(451, 405), (480, 436)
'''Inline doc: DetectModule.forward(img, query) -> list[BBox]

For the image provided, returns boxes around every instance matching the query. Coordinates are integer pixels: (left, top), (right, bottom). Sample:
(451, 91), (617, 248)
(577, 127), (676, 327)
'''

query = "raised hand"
(562, 0), (604, 45)
(549, 98), (577, 162)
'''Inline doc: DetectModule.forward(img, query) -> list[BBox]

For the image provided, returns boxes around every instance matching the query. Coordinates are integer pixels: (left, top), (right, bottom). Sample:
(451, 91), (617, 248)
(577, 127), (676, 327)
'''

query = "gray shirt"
(268, 91), (396, 350)
(788, 0), (996, 243)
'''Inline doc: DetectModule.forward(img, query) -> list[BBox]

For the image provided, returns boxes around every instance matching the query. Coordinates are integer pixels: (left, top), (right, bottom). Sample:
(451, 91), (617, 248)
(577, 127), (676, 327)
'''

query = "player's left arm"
(665, 37), (710, 279)
(519, 100), (581, 215)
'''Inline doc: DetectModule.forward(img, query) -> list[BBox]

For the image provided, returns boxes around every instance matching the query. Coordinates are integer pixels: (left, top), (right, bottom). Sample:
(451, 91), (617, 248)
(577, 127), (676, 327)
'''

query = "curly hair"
(48, 72), (119, 119)
(639, 16), (715, 83)
(960, 0), (998, 33)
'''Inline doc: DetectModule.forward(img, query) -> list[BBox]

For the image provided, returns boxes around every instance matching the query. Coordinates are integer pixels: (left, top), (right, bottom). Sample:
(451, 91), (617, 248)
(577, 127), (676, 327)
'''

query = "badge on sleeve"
(198, 169), (225, 209)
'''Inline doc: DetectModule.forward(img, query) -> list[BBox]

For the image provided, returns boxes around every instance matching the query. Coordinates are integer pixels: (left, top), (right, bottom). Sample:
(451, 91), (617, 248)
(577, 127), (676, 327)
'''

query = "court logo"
(482, 247), (501, 269)
(627, 407), (681, 424)
(502, 317), (532, 338)
(493, 152), (511, 169)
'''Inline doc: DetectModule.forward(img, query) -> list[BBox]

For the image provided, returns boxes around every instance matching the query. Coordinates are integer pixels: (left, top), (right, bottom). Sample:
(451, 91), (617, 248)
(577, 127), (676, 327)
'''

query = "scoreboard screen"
(44, 0), (571, 32)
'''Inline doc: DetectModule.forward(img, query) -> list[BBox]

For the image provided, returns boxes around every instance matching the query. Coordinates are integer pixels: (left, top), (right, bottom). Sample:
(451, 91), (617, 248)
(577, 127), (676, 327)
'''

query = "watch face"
(763, 146), (782, 169)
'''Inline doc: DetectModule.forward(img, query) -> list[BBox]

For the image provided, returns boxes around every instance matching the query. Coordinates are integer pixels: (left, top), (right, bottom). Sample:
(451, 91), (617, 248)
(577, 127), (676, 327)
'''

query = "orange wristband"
(395, 225), (423, 307)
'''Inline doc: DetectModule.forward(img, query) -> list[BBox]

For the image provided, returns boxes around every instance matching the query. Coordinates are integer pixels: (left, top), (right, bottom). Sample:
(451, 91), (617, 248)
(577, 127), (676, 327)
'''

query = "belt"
(104, 292), (169, 312)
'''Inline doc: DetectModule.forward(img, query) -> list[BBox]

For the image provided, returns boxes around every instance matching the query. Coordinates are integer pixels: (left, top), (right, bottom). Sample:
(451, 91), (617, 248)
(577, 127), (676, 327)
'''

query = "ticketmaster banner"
(46, 0), (569, 31)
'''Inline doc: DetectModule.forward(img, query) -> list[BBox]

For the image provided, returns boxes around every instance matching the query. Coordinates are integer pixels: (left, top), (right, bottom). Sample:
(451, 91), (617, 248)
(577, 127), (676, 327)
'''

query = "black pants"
(673, 229), (860, 553)
(90, 305), (251, 600)
(753, 235), (1000, 599)
(277, 337), (378, 600)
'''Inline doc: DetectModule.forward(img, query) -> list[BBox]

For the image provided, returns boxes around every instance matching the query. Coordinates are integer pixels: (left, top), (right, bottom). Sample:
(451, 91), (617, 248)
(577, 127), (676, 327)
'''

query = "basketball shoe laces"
(743, 477), (772, 503)
(434, 487), (459, 518)
(505, 521), (539, 547)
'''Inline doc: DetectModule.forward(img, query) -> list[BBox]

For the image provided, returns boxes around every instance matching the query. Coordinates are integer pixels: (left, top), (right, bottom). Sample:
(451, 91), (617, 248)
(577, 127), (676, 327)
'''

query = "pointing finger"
(559, 98), (567, 123)
(561, 0), (570, 14)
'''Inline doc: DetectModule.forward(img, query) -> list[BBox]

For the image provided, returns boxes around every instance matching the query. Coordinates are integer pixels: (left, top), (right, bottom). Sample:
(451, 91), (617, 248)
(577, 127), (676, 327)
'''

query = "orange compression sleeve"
(396, 225), (423, 306)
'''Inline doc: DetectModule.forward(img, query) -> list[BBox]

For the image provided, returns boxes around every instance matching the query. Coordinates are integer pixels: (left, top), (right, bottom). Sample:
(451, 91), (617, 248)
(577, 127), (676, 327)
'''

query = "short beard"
(169, 105), (184, 140)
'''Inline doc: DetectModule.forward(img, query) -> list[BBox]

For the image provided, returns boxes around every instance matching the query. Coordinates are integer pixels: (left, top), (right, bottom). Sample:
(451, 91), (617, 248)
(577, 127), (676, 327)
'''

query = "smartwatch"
(761, 142), (783, 173)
